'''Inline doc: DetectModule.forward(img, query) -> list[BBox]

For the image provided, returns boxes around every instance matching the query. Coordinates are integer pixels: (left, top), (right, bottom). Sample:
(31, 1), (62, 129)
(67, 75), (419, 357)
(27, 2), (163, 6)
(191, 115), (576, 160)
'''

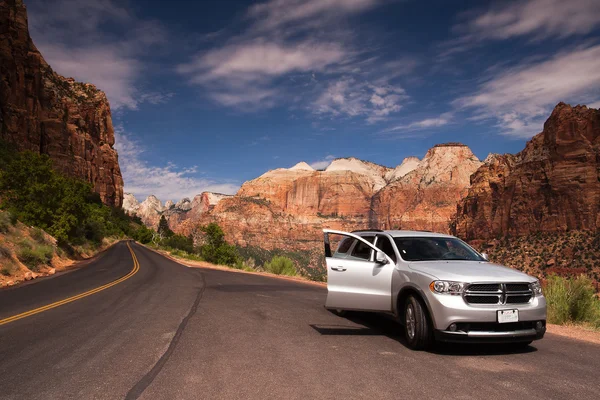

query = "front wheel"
(404, 295), (433, 350)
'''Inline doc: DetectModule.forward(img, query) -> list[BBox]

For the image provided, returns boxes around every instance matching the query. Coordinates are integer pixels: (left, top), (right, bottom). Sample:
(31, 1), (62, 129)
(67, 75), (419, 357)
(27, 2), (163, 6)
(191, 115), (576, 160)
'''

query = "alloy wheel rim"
(406, 304), (416, 339)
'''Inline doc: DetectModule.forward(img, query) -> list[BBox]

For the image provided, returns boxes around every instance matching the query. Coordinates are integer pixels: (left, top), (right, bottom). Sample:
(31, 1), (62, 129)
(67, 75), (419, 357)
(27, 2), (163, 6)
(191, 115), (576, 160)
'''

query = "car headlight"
(429, 280), (465, 295)
(530, 280), (543, 296)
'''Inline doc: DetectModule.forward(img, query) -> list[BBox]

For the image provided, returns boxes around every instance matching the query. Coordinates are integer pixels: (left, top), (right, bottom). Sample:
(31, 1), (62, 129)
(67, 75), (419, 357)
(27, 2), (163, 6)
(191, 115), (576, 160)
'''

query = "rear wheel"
(404, 295), (433, 350)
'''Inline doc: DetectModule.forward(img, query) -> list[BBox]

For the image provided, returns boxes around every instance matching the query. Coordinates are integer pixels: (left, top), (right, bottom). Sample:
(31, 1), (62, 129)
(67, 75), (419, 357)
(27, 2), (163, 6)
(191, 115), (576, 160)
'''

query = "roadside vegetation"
(0, 140), (149, 249)
(0, 140), (151, 286)
(544, 275), (600, 329)
(152, 221), (301, 277)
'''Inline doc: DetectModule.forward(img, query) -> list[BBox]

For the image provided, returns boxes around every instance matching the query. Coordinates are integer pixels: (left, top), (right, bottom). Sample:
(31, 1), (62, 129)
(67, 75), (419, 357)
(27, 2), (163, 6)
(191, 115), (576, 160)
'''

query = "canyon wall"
(0, 0), (123, 206)
(454, 103), (600, 240)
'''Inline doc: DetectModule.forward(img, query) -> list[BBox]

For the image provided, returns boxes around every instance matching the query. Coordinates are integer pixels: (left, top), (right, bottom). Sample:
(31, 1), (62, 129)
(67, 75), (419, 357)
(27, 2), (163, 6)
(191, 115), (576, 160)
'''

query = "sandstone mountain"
(123, 192), (231, 231)
(187, 146), (480, 250)
(0, 0), (123, 207)
(371, 144), (482, 232)
(454, 103), (600, 240)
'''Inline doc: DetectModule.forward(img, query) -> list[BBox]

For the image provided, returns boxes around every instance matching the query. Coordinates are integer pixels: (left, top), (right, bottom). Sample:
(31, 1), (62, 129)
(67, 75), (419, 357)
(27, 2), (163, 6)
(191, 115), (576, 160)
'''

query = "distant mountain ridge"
(128, 143), (481, 250)
(124, 103), (600, 260)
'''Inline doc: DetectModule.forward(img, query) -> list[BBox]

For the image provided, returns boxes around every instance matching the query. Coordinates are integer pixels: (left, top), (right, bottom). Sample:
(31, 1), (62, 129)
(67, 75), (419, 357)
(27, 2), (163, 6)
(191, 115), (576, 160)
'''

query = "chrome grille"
(464, 283), (533, 305)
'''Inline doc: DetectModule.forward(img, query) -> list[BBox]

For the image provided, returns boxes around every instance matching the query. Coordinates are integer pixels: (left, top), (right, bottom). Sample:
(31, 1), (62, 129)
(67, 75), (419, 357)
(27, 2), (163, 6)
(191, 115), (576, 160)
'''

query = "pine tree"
(157, 215), (174, 238)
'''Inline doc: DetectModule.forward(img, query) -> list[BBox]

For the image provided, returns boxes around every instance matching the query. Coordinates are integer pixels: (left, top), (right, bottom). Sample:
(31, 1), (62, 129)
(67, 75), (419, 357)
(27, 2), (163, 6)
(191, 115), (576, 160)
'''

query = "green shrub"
(201, 242), (239, 266)
(264, 256), (296, 276)
(545, 275), (600, 327)
(163, 234), (194, 253)
(16, 241), (54, 271)
(0, 212), (11, 233)
(132, 225), (154, 244)
(30, 227), (47, 243)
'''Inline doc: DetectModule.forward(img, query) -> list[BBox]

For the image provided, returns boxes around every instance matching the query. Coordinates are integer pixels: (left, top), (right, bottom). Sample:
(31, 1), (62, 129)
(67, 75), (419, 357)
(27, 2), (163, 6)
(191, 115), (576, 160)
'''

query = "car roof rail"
(351, 229), (384, 233)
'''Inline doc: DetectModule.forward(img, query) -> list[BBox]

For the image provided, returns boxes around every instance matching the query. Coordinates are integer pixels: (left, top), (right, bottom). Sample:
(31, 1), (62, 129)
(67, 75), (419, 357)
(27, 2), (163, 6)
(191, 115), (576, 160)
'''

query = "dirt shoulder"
(546, 324), (600, 345)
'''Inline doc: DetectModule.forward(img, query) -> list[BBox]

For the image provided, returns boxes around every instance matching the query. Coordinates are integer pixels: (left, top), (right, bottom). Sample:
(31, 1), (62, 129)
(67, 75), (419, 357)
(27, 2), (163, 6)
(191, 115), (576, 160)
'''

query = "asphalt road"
(0, 241), (599, 399)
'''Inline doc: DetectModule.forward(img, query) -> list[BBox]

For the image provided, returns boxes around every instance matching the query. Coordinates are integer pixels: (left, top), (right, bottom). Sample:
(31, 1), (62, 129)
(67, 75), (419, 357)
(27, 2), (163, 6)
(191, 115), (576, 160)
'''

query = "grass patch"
(16, 240), (54, 271)
(264, 256), (297, 276)
(545, 275), (600, 328)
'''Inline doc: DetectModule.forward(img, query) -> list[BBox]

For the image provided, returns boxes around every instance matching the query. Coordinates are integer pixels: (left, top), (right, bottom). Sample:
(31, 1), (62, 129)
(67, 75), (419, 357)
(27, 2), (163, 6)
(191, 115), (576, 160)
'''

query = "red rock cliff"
(0, 0), (123, 207)
(454, 103), (600, 240)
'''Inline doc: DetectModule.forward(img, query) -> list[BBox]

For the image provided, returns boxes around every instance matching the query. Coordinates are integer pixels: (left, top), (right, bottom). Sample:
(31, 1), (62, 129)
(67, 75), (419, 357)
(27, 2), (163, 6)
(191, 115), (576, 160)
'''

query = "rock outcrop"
(194, 147), (479, 250)
(454, 103), (600, 240)
(123, 192), (231, 231)
(371, 144), (482, 232)
(0, 0), (123, 207)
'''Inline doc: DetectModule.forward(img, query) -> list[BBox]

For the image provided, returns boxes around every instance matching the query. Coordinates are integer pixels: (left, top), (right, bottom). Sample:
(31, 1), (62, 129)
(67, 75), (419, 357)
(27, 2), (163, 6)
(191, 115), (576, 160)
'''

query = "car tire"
(404, 295), (433, 350)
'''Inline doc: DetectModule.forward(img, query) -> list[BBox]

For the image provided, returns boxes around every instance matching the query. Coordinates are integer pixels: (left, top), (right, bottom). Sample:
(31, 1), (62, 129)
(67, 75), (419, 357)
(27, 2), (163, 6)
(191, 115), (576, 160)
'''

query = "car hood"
(408, 261), (536, 283)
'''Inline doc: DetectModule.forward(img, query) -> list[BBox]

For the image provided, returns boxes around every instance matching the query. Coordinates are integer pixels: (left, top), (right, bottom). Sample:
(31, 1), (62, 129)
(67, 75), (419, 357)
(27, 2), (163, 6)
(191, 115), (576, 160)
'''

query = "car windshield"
(393, 237), (484, 262)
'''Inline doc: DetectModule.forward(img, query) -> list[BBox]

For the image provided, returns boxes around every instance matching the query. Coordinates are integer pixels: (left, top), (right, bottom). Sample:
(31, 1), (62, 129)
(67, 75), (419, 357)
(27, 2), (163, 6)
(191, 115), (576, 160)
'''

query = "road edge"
(138, 243), (327, 288)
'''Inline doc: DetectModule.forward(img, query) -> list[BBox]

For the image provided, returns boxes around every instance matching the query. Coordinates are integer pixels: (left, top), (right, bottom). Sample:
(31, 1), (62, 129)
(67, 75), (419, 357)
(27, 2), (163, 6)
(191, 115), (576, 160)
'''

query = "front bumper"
(424, 291), (547, 343)
(434, 321), (546, 343)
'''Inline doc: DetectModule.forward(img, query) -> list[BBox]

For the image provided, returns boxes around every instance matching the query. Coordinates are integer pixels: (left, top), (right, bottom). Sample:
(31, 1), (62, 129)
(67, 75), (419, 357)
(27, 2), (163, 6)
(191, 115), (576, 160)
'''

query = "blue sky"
(26, 0), (600, 202)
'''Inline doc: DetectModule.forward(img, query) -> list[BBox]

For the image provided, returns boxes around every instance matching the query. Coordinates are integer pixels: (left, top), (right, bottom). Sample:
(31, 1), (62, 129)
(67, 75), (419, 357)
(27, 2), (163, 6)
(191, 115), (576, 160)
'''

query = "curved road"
(0, 241), (599, 399)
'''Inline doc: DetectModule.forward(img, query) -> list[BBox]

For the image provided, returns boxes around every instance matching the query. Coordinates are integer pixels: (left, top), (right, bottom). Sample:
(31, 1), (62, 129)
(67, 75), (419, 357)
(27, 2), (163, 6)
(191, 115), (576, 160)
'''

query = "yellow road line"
(0, 241), (140, 327)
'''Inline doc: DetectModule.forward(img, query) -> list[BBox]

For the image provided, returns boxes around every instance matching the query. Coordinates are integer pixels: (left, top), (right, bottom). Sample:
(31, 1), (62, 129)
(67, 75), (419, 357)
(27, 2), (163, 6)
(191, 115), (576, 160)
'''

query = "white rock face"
(289, 161), (314, 171)
(164, 200), (175, 209)
(204, 192), (231, 205)
(385, 156), (420, 182)
(122, 193), (140, 215)
(174, 198), (192, 212)
(402, 145), (482, 186)
(326, 157), (392, 191)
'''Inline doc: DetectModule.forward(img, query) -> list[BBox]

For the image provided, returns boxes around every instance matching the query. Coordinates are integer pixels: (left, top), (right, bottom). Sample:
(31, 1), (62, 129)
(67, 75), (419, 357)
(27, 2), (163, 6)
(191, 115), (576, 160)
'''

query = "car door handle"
(331, 266), (347, 272)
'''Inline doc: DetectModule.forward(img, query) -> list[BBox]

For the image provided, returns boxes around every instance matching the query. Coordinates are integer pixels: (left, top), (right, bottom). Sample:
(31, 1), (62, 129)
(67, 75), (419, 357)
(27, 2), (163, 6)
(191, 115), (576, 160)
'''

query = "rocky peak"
(164, 200), (175, 209)
(122, 193), (140, 215)
(174, 198), (192, 212)
(289, 162), (314, 171)
(141, 195), (164, 212)
(385, 156), (420, 182)
(407, 143), (481, 186)
(326, 157), (391, 191)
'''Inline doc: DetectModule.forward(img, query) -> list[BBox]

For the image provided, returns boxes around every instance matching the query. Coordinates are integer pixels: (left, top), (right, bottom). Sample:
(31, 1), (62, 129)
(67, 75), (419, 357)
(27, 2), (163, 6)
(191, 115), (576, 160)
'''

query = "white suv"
(323, 229), (546, 350)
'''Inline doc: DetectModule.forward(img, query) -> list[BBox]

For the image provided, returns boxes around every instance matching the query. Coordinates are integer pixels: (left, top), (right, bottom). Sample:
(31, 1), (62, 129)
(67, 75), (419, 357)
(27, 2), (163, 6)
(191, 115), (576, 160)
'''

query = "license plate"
(498, 309), (519, 323)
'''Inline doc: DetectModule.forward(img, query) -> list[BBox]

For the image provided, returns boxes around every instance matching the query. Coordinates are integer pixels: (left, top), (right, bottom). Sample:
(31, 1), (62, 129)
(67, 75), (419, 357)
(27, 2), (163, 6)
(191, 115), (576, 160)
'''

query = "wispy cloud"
(247, 0), (383, 33)
(28, 0), (170, 110)
(439, 0), (600, 59)
(384, 113), (453, 132)
(177, 0), (407, 123)
(457, 0), (600, 41)
(309, 155), (336, 170)
(114, 128), (240, 201)
(454, 44), (600, 137)
(313, 79), (408, 123)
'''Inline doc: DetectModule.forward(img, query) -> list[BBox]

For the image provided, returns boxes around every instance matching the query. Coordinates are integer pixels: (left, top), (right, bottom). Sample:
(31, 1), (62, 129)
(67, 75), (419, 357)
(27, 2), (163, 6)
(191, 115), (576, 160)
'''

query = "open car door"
(323, 229), (395, 312)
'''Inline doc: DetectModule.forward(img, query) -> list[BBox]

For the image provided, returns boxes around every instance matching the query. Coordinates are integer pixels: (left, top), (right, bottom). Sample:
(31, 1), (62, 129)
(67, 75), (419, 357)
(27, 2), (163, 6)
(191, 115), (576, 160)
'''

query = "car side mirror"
(375, 251), (389, 265)
(481, 252), (489, 261)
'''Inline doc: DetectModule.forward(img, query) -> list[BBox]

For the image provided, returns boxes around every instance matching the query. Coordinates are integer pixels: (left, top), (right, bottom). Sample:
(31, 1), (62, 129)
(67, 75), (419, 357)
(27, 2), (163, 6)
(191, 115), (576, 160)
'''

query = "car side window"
(350, 236), (375, 261)
(376, 236), (397, 263)
(333, 238), (355, 258)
